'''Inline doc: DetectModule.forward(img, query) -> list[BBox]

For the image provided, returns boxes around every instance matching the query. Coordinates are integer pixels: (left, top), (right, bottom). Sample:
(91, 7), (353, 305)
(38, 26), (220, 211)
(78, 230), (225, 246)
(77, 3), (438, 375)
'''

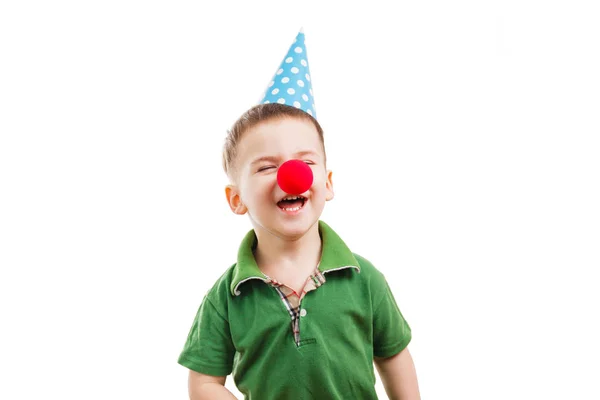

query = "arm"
(374, 347), (420, 400)
(188, 370), (238, 400)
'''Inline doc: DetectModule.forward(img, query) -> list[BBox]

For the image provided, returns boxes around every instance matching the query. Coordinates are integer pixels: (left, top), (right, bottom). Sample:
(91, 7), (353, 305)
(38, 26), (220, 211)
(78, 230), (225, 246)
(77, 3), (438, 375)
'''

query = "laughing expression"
(225, 117), (334, 241)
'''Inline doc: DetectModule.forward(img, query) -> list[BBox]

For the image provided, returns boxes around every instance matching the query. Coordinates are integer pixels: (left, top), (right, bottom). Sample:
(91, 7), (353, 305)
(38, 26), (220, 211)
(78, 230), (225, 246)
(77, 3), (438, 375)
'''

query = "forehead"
(237, 117), (324, 163)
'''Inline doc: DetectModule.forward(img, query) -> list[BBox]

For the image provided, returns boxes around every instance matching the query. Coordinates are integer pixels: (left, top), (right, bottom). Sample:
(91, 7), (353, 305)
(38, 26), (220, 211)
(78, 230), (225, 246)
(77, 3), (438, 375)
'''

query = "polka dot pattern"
(260, 31), (316, 119)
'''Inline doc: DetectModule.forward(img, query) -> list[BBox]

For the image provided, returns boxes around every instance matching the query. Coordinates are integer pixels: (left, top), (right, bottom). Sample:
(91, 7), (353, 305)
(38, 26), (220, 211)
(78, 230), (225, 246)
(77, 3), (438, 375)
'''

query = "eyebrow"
(250, 150), (319, 166)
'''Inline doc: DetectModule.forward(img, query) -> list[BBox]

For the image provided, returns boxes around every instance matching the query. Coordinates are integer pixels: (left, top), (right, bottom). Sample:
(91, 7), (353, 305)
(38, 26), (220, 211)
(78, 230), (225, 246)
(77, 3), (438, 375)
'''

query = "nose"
(277, 159), (314, 195)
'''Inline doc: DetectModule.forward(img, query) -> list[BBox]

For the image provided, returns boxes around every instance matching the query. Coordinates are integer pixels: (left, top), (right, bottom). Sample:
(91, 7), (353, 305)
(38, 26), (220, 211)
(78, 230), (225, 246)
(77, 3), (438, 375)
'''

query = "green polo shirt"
(178, 220), (412, 399)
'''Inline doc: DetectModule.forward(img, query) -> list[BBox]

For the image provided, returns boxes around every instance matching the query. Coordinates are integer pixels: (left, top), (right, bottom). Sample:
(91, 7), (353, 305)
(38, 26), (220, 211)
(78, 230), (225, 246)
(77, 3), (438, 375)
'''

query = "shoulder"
(202, 263), (237, 312)
(351, 252), (392, 301)
(353, 252), (387, 283)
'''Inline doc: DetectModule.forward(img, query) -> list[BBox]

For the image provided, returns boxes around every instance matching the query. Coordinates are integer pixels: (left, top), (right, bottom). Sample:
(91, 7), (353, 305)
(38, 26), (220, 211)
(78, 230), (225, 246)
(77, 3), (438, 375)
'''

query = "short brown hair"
(222, 103), (326, 182)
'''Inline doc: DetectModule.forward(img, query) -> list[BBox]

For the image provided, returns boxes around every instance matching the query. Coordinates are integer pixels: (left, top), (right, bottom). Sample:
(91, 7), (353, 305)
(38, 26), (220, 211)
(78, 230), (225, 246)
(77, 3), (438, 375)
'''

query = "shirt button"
(300, 309), (307, 317)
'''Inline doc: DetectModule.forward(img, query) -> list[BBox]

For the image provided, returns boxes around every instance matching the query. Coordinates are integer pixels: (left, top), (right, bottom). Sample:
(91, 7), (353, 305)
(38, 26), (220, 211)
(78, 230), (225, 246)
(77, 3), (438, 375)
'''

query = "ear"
(225, 185), (248, 215)
(325, 170), (334, 201)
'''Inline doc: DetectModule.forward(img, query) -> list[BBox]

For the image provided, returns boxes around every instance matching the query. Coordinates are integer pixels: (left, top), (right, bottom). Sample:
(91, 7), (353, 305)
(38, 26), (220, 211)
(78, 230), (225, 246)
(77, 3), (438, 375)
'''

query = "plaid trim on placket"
(230, 221), (362, 346)
(263, 267), (327, 346)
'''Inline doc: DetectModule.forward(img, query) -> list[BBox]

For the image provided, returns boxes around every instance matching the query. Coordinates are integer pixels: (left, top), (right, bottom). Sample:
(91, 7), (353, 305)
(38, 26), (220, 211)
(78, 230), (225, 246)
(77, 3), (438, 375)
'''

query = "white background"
(1, 0), (599, 399)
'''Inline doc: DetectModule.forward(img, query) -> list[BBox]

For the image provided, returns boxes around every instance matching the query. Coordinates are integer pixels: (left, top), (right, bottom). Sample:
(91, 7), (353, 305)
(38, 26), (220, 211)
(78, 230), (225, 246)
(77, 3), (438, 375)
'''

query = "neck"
(253, 221), (322, 274)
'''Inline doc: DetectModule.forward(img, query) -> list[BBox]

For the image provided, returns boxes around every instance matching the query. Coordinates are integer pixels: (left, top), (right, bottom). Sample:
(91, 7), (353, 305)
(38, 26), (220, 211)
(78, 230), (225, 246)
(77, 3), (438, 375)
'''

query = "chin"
(278, 216), (320, 238)
(278, 222), (312, 238)
(251, 201), (323, 240)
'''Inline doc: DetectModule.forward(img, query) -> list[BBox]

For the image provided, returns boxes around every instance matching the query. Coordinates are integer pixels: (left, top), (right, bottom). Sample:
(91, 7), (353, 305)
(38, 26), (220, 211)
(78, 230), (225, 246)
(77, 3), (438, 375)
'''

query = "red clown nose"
(277, 159), (313, 195)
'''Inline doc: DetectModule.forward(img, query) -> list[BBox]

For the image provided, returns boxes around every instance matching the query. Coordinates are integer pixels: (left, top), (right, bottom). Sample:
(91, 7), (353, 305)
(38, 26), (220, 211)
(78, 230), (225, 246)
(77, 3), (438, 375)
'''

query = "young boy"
(178, 30), (420, 400)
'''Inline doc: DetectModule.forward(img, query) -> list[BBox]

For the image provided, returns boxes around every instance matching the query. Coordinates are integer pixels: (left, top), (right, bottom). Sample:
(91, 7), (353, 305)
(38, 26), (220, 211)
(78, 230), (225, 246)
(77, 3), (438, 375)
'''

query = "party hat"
(260, 29), (317, 119)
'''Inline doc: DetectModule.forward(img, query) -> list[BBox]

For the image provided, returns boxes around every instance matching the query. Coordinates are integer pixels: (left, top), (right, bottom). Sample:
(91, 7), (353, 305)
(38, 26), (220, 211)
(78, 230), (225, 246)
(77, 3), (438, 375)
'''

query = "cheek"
(242, 176), (277, 201)
(311, 167), (328, 183)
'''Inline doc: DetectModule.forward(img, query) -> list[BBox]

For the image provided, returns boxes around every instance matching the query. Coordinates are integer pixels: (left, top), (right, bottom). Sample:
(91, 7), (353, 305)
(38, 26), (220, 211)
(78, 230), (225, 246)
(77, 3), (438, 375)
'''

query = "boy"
(178, 30), (420, 399)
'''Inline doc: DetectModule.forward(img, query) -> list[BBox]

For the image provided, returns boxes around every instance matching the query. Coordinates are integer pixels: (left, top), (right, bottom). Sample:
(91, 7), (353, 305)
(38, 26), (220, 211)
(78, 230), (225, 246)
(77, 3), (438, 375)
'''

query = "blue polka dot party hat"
(260, 28), (317, 119)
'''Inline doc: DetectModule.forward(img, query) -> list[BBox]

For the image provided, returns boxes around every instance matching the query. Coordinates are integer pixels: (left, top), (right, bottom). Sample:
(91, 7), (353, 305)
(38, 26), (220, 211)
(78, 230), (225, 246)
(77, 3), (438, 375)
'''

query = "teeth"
(278, 195), (306, 212)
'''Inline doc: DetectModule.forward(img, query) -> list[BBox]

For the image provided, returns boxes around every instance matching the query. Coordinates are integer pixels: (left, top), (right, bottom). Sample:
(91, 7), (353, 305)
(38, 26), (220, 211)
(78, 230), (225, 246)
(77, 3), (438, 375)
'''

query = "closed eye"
(257, 166), (276, 172)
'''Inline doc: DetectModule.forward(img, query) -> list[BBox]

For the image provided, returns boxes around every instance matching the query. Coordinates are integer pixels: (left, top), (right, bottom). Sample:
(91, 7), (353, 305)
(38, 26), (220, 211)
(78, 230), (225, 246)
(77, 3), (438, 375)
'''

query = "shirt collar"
(230, 220), (360, 297)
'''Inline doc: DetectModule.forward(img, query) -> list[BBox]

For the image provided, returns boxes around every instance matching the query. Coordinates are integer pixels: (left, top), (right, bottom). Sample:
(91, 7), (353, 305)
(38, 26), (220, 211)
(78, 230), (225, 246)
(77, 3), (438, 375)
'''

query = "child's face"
(226, 117), (333, 240)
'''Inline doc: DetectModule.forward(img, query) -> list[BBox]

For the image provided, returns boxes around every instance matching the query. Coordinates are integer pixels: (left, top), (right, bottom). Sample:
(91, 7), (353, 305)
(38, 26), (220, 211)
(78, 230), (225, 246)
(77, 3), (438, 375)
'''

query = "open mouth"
(277, 195), (307, 212)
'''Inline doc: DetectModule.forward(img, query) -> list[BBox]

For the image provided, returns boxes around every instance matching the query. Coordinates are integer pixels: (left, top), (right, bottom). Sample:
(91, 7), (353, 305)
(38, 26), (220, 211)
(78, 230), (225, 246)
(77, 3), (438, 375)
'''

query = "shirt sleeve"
(177, 295), (236, 376)
(372, 273), (412, 358)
